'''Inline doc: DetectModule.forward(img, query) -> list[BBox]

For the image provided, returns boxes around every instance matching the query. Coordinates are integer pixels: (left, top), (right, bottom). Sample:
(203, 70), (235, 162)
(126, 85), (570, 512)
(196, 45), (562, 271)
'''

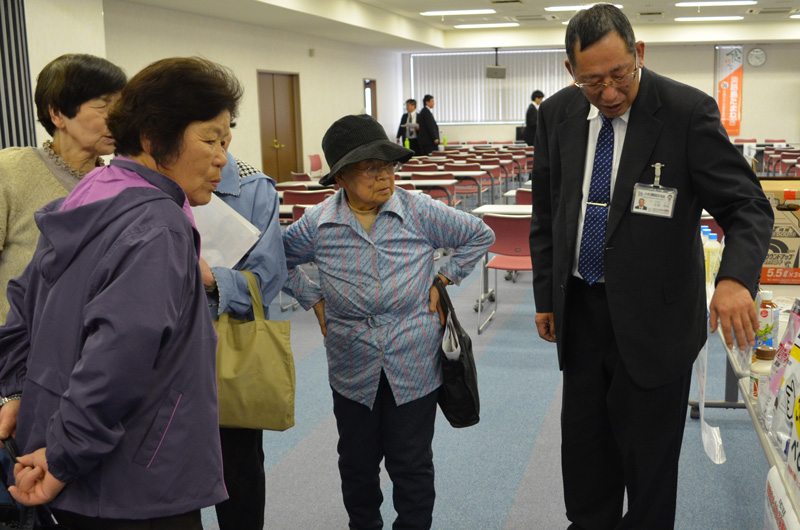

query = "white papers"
(191, 194), (261, 268)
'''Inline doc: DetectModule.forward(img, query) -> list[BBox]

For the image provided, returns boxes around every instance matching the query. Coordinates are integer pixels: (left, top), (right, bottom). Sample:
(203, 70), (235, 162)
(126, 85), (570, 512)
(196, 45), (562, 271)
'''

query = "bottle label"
(757, 306), (777, 347)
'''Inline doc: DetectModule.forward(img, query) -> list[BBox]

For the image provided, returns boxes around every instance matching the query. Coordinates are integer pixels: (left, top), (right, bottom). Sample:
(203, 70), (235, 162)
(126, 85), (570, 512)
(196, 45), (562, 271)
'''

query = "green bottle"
(404, 138), (410, 149)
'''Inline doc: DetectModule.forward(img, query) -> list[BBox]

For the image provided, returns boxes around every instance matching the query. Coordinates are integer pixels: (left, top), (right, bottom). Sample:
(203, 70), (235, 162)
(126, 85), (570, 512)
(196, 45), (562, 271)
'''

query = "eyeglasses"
(352, 161), (402, 180)
(574, 67), (639, 94)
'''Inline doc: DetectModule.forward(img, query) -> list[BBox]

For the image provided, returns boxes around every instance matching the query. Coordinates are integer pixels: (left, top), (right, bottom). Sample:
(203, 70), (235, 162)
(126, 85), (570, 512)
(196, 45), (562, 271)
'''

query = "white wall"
(22, 2), (800, 159)
(436, 42), (800, 145)
(25, 0), (107, 145)
(102, 0), (403, 175)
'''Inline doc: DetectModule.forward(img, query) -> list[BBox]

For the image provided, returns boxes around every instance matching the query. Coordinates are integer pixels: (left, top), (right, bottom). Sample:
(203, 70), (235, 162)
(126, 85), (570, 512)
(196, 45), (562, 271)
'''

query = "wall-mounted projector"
(485, 65), (506, 79)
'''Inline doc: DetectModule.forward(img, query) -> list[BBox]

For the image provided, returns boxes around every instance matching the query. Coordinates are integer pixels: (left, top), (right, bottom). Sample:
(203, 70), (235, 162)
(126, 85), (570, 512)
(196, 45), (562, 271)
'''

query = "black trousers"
(332, 371), (437, 530)
(214, 427), (266, 530)
(50, 509), (201, 530)
(408, 138), (423, 157)
(561, 278), (692, 530)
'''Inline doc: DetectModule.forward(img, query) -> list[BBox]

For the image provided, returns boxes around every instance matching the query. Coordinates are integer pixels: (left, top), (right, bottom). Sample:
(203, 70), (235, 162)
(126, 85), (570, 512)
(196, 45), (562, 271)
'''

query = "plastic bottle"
(404, 138), (410, 149)
(750, 345), (776, 401)
(756, 290), (779, 348)
(704, 233), (721, 283)
(701, 226), (711, 245)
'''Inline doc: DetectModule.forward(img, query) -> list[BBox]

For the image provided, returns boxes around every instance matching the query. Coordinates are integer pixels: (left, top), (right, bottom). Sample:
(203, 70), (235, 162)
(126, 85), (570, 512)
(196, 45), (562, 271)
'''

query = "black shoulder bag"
(433, 276), (480, 428)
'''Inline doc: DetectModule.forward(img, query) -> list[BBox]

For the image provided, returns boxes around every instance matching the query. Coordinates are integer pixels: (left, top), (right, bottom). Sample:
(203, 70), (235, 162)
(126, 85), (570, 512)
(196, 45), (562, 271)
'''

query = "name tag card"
(631, 163), (677, 218)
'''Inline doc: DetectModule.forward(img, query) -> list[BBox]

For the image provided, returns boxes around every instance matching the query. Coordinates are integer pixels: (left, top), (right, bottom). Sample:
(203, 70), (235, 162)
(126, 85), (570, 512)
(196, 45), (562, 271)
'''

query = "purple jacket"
(0, 158), (227, 518)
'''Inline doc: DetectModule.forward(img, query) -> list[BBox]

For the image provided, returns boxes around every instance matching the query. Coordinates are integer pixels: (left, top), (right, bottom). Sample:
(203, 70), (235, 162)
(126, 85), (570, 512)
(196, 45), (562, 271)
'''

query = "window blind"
(0, 0), (36, 149)
(411, 49), (573, 124)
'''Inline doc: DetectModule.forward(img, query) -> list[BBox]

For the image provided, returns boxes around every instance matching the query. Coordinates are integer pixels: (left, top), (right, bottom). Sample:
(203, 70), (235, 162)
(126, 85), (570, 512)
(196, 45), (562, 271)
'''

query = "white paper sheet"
(191, 194), (261, 268)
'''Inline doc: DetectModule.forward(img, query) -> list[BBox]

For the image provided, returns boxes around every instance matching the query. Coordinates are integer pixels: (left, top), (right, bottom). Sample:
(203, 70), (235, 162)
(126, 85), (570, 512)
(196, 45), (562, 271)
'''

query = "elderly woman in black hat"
(282, 114), (494, 530)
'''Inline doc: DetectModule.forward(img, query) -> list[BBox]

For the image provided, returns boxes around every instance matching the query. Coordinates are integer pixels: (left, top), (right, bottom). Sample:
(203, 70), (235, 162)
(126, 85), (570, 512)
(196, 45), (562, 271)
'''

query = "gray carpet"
(201, 258), (766, 529)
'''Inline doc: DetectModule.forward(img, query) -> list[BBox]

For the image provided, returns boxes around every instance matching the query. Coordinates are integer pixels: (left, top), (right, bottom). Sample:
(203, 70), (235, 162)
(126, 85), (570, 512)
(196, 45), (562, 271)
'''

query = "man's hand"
(0, 399), (20, 441)
(312, 299), (327, 337)
(9, 447), (66, 506)
(535, 312), (556, 342)
(709, 277), (758, 351)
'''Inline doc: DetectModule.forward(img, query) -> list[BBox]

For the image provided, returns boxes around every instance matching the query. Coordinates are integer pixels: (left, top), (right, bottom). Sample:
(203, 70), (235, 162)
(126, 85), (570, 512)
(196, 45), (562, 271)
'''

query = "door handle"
(272, 139), (285, 150)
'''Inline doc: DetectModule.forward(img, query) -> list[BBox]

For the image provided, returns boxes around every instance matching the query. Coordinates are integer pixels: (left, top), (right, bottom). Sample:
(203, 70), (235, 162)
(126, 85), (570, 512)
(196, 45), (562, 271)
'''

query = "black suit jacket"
(524, 103), (538, 146)
(417, 106), (439, 155)
(529, 67), (772, 388)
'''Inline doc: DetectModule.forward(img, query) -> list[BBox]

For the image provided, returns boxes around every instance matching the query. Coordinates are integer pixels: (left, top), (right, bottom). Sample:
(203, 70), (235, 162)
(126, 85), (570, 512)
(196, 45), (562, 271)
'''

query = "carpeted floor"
(201, 252), (767, 530)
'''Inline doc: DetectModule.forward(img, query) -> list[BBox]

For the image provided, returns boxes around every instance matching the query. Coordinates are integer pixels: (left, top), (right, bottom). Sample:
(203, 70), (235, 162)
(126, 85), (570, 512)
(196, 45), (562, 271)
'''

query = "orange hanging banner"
(715, 45), (743, 137)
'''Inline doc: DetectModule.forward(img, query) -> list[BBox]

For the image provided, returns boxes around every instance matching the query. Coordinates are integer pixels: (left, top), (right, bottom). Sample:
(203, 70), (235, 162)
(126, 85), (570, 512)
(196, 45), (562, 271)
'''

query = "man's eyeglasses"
(574, 67), (638, 94)
(353, 161), (402, 180)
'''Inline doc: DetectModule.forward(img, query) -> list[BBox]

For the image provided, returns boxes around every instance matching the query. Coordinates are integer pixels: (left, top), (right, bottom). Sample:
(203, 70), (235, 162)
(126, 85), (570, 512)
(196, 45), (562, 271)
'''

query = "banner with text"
(715, 45), (743, 136)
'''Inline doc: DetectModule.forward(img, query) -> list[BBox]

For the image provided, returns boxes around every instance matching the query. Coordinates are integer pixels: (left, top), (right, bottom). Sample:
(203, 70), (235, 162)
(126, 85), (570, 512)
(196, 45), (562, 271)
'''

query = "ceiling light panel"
(421, 9), (496, 16)
(454, 22), (521, 28)
(675, 15), (745, 20)
(545, 4), (623, 11)
(675, 1), (756, 6)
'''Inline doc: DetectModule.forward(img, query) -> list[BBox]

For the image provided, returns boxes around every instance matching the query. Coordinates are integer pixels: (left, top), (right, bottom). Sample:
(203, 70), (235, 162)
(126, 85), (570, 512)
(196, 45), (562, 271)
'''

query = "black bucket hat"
(319, 114), (414, 186)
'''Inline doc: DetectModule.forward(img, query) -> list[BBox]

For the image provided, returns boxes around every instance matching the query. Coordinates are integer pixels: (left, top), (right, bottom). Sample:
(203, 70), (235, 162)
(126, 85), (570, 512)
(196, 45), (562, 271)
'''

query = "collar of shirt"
(317, 188), (408, 230)
(216, 151), (242, 196)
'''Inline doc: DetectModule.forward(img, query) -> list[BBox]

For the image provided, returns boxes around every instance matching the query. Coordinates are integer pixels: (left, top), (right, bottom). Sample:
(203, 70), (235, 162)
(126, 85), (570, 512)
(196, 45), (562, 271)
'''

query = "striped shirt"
(282, 188), (494, 408)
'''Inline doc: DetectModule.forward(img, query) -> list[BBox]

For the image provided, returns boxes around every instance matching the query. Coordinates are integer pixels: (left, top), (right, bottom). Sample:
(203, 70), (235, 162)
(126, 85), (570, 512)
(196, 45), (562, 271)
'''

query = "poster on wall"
(715, 45), (743, 136)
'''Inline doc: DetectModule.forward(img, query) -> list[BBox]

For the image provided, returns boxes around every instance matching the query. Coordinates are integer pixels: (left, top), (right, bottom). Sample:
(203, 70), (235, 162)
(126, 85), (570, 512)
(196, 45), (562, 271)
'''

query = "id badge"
(631, 163), (677, 218)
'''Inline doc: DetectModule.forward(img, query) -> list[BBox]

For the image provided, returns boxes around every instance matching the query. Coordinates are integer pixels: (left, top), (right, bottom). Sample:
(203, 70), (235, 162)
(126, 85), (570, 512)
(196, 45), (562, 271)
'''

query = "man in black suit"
(417, 94), (439, 155)
(396, 99), (422, 156)
(529, 5), (772, 529)
(524, 90), (544, 146)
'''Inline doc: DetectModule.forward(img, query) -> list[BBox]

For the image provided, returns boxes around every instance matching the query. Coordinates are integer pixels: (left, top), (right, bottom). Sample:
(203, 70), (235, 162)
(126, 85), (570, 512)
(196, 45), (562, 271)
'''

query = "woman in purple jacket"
(0, 57), (242, 530)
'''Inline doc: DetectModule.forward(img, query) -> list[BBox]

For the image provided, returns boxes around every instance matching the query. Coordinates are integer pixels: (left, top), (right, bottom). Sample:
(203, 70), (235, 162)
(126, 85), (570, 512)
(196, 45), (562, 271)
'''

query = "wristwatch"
(0, 394), (21, 407)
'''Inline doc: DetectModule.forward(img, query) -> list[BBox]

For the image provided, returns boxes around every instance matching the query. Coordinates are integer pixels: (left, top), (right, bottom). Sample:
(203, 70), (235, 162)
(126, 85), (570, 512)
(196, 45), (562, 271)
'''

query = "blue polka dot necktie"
(578, 114), (614, 285)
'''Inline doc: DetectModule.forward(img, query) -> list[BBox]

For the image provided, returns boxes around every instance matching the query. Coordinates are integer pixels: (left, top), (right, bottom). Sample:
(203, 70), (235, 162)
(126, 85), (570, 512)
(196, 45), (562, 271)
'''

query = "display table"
(715, 284), (800, 525)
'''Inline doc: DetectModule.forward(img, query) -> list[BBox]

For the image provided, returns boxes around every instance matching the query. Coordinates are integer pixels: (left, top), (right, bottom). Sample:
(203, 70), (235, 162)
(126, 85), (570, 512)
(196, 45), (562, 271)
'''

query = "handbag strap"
(217, 270), (265, 323)
(241, 271), (265, 321)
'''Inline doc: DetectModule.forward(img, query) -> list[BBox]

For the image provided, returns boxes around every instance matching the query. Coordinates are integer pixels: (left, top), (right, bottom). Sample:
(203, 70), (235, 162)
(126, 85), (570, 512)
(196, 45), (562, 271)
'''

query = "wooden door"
(258, 72), (301, 182)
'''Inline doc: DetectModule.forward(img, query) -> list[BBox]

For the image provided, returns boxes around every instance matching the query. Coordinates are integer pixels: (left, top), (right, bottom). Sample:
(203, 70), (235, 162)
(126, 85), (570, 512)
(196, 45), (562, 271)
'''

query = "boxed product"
(760, 180), (800, 285)
(766, 466), (800, 530)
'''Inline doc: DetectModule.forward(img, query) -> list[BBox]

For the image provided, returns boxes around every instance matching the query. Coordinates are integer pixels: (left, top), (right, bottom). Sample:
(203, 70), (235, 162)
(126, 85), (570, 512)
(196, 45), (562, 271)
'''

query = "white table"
(712, 284), (800, 526)
(400, 165), (502, 205)
(397, 170), (489, 206)
(401, 179), (458, 205)
(276, 180), (331, 190)
(472, 204), (531, 216)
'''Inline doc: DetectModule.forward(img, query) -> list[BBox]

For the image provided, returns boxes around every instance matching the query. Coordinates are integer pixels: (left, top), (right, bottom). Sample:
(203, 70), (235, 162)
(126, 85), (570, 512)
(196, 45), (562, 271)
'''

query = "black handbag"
(433, 276), (480, 428)
(0, 439), (70, 530)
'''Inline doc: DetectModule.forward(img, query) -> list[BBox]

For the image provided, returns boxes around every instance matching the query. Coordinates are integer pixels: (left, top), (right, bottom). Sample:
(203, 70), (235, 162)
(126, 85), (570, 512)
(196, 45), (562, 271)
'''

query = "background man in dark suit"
(524, 90), (544, 146)
(417, 94), (439, 155)
(529, 5), (772, 529)
(396, 99), (422, 156)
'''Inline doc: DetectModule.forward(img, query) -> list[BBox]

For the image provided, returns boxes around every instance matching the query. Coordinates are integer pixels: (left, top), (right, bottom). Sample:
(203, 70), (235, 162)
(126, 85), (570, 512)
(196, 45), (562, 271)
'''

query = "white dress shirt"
(572, 105), (631, 281)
